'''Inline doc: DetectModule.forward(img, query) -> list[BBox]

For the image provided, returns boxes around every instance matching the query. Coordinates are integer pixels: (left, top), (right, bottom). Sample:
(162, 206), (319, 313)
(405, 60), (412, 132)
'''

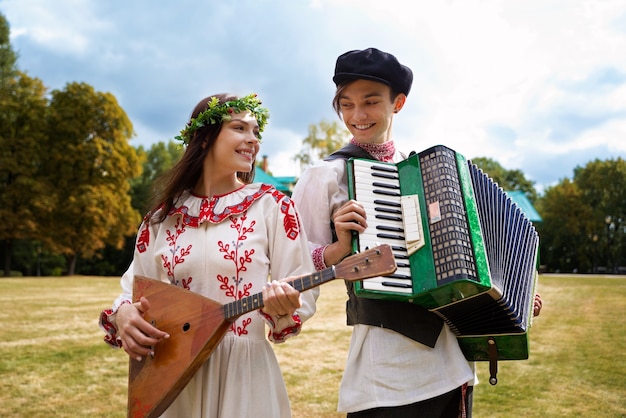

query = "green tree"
(41, 82), (142, 275)
(0, 13), (50, 275)
(537, 158), (626, 273)
(0, 12), (17, 86)
(74, 141), (184, 277)
(471, 157), (538, 203)
(131, 140), (184, 214)
(293, 120), (350, 171)
(536, 179), (595, 272)
(573, 158), (626, 272)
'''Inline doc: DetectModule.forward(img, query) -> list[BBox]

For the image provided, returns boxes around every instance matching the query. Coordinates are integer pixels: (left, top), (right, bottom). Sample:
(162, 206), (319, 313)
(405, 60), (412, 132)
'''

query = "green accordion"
(347, 145), (539, 378)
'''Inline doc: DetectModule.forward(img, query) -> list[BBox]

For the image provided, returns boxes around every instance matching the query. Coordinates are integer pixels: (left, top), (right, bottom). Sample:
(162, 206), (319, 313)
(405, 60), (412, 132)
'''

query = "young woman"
(99, 93), (318, 418)
(291, 49), (474, 417)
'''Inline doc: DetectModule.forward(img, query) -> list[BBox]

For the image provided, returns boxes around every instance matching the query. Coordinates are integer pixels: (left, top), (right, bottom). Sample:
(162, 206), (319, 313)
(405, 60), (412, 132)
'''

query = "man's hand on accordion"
(533, 293), (543, 317)
(327, 200), (368, 266)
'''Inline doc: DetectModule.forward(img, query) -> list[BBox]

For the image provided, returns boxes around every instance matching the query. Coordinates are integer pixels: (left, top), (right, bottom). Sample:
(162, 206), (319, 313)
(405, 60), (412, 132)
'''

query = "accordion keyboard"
(351, 159), (425, 294)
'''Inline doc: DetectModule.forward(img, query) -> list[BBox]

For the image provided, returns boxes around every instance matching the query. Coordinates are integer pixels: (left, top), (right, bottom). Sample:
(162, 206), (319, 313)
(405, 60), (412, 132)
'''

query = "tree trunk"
(3, 239), (12, 276)
(67, 253), (78, 276)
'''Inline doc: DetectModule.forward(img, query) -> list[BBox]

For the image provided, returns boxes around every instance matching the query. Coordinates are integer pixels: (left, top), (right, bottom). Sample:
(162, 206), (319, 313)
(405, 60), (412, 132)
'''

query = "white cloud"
(5, 0), (109, 55)
(2, 0), (625, 192)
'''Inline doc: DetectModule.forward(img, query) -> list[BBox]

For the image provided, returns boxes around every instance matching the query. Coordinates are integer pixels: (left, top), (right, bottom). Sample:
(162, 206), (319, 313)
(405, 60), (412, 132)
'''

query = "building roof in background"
(275, 176), (297, 184)
(507, 190), (542, 223)
(256, 168), (290, 193)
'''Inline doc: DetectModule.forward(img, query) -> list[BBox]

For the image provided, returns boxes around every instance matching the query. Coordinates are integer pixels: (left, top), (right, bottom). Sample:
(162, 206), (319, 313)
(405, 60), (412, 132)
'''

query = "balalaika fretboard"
(347, 145), (539, 364)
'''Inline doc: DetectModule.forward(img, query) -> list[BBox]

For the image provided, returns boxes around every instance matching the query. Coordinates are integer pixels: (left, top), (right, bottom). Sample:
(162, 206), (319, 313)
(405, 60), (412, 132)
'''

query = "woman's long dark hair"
(149, 93), (256, 223)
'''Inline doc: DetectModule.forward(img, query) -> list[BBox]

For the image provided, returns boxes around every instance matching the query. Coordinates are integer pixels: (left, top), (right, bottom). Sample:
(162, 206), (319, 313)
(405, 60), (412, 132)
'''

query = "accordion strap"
(327, 143), (444, 348)
(324, 143), (375, 161)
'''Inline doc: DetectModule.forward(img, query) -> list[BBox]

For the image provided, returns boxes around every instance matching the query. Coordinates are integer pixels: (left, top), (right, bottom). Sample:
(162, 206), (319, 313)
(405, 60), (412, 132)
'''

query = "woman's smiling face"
(205, 111), (261, 177)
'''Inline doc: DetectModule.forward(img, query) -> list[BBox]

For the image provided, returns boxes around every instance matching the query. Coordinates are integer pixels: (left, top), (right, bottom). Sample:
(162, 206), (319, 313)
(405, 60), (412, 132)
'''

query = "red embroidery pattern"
(136, 221), (150, 253)
(169, 184), (274, 226)
(235, 317), (252, 336)
(130, 397), (152, 418)
(271, 190), (300, 241)
(99, 308), (120, 347)
(217, 214), (255, 336)
(269, 314), (302, 343)
(161, 217), (193, 289)
(283, 209), (299, 240)
(312, 246), (327, 271)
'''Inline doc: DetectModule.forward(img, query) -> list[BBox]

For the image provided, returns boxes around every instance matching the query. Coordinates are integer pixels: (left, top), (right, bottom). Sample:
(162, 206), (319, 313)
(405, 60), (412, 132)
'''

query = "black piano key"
(386, 272), (412, 279)
(375, 214), (403, 222)
(377, 233), (405, 241)
(382, 280), (412, 288)
(372, 172), (399, 180)
(373, 199), (401, 208)
(372, 189), (401, 197)
(371, 164), (398, 173)
(376, 225), (404, 233)
(372, 181), (400, 190)
(375, 207), (402, 215)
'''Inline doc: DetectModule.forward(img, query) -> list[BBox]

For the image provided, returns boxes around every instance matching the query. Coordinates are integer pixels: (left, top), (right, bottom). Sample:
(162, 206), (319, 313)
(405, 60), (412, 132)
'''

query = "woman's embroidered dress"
(100, 183), (318, 418)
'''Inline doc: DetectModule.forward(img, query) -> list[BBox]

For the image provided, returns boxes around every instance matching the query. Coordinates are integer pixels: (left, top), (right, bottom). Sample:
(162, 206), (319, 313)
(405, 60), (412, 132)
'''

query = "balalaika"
(347, 145), (539, 381)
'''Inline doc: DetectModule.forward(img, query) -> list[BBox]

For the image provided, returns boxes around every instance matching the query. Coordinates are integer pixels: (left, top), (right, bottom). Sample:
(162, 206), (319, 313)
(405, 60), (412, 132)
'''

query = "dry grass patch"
(0, 277), (128, 418)
(1, 275), (625, 417)
(473, 275), (626, 418)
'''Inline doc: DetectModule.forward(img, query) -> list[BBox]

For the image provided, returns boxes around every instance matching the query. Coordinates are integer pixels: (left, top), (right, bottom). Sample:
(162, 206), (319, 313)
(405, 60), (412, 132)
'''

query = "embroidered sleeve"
(312, 245), (328, 271)
(258, 309), (303, 343)
(99, 216), (156, 348)
(98, 300), (131, 348)
(262, 188), (319, 342)
(99, 262), (138, 347)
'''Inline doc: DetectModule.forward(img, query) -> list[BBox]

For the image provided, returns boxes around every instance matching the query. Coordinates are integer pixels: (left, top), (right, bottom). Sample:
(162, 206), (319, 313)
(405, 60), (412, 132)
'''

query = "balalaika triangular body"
(127, 244), (397, 418)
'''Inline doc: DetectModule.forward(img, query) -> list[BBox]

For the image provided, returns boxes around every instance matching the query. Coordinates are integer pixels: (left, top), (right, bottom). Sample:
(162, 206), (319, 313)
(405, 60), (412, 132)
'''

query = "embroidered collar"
(350, 138), (396, 162)
(169, 184), (277, 226)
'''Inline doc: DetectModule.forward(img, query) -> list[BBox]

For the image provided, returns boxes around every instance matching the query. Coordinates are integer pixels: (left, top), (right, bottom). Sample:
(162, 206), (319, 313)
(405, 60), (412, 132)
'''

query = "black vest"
(325, 144), (443, 348)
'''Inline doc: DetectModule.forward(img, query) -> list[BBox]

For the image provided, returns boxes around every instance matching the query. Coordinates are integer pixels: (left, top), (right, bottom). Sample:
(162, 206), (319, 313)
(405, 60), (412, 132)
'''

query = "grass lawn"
(0, 274), (624, 417)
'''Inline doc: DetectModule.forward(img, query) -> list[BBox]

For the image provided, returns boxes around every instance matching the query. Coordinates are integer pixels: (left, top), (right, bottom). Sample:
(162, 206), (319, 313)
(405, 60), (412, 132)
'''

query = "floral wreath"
(175, 93), (270, 145)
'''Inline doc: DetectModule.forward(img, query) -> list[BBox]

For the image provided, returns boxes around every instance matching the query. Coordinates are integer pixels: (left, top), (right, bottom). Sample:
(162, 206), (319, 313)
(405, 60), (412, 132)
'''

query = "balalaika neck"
(222, 266), (336, 321)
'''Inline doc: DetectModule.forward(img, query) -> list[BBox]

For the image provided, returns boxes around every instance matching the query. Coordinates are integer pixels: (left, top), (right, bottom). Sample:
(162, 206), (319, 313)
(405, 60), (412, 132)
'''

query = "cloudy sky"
(2, 0), (625, 192)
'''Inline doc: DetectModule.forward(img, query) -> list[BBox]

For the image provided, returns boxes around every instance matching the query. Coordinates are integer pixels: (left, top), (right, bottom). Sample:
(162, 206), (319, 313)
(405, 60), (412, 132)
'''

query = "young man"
(291, 48), (474, 417)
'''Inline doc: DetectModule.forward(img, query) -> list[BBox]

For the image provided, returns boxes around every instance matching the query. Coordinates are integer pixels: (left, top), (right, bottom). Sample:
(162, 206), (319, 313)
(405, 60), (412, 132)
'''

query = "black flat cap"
(333, 48), (413, 96)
